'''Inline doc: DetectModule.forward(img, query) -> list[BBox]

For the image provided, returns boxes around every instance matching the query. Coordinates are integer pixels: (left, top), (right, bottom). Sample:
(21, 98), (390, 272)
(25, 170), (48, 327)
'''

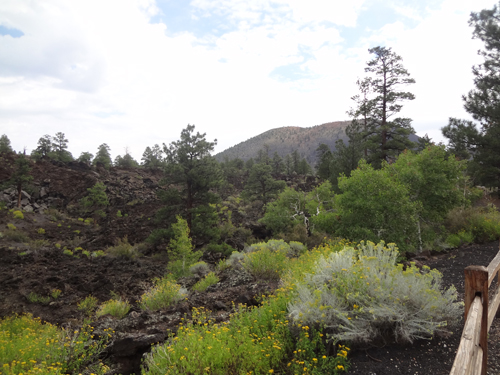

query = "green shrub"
(189, 261), (210, 277)
(12, 210), (24, 220)
(27, 292), (50, 304)
(96, 298), (130, 319)
(51, 289), (62, 299)
(216, 258), (231, 272)
(288, 241), (462, 345)
(3, 228), (29, 243)
(167, 217), (202, 278)
(205, 242), (235, 256)
(139, 276), (186, 311)
(78, 295), (99, 316)
(242, 241), (289, 280)
(445, 205), (500, 244)
(116, 210), (123, 218)
(92, 250), (106, 258)
(192, 272), (220, 292)
(36, 228), (45, 234)
(106, 236), (141, 258)
(63, 249), (73, 256)
(0, 314), (109, 375)
(7, 223), (16, 230)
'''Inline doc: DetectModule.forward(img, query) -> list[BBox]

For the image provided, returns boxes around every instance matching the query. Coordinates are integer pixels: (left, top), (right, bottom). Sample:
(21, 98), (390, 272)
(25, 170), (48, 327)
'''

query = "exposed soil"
(2, 241), (500, 374)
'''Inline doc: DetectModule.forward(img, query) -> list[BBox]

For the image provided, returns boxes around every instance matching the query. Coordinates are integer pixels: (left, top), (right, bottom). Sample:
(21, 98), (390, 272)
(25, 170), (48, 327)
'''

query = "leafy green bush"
(27, 292), (50, 304)
(139, 276), (186, 311)
(192, 272), (219, 292)
(12, 210), (24, 220)
(242, 240), (289, 280)
(445, 205), (500, 244)
(106, 236), (141, 258)
(0, 314), (109, 375)
(78, 295), (99, 316)
(446, 230), (474, 248)
(36, 228), (45, 234)
(96, 298), (130, 319)
(205, 242), (235, 256)
(288, 241), (462, 345)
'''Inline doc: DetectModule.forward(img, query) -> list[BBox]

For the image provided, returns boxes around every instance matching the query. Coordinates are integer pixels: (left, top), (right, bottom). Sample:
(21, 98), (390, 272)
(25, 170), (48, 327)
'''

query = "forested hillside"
(215, 121), (350, 164)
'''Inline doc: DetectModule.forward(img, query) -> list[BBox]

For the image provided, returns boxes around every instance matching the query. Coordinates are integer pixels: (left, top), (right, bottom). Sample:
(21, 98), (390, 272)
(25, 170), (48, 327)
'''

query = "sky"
(0, 0), (497, 162)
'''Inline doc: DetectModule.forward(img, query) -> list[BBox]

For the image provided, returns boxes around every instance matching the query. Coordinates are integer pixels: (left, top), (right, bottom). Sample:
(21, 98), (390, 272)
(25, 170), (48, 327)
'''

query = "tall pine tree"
(349, 46), (416, 168)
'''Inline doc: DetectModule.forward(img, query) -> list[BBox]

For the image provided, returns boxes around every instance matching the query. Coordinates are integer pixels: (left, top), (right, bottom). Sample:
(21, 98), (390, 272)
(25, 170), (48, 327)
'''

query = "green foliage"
(63, 249), (73, 256)
(289, 328), (350, 374)
(141, 144), (164, 168)
(336, 160), (419, 251)
(7, 223), (16, 230)
(143, 240), (351, 375)
(139, 276), (186, 311)
(242, 240), (291, 280)
(96, 298), (130, 319)
(92, 143), (112, 168)
(78, 295), (99, 316)
(0, 134), (13, 153)
(27, 292), (51, 305)
(0, 314), (109, 375)
(192, 272), (220, 292)
(37, 228), (45, 234)
(348, 47), (416, 168)
(116, 210), (122, 217)
(51, 289), (62, 299)
(29, 239), (50, 250)
(288, 241), (462, 345)
(114, 151), (139, 168)
(77, 151), (94, 164)
(445, 205), (500, 244)
(167, 217), (202, 278)
(205, 242), (236, 257)
(242, 163), (286, 205)
(156, 125), (222, 244)
(51, 132), (73, 162)
(10, 155), (33, 208)
(31, 135), (52, 160)
(261, 182), (336, 237)
(106, 236), (141, 258)
(79, 182), (109, 220)
(446, 231), (474, 248)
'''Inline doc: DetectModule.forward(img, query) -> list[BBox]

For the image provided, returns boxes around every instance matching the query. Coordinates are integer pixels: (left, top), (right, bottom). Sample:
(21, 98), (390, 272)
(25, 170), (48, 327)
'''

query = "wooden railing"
(450, 243), (500, 375)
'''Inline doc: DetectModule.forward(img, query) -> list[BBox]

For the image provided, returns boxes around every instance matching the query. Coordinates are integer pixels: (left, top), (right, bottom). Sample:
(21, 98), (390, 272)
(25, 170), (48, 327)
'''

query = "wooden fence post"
(464, 265), (488, 375)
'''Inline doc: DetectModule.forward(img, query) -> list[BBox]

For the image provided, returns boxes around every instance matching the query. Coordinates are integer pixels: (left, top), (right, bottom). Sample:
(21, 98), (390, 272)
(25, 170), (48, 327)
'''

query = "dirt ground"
(2, 241), (500, 374)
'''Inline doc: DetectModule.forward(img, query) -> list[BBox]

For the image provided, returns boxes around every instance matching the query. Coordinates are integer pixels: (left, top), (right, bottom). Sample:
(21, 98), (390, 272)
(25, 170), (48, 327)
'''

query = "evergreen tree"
(315, 144), (332, 180)
(242, 163), (286, 206)
(115, 149), (139, 168)
(443, 4), (500, 187)
(349, 46), (416, 168)
(51, 132), (73, 162)
(141, 144), (164, 168)
(77, 151), (94, 164)
(271, 152), (284, 175)
(0, 134), (13, 154)
(284, 154), (293, 175)
(93, 143), (112, 168)
(329, 138), (363, 190)
(31, 135), (52, 160)
(79, 182), (110, 222)
(11, 153), (33, 208)
(154, 125), (221, 244)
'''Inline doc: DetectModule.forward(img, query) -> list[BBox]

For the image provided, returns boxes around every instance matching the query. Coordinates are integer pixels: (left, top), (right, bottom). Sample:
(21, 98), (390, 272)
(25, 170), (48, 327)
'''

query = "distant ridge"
(215, 121), (351, 165)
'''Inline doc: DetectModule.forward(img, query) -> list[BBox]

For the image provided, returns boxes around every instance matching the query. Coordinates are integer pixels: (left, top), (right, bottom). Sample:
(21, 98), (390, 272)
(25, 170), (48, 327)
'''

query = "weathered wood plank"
(488, 286), (500, 331)
(487, 247), (500, 287)
(450, 297), (483, 375)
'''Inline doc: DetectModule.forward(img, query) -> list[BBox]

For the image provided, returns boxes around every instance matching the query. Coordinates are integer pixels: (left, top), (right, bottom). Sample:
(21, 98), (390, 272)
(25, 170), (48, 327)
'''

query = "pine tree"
(31, 135), (52, 160)
(51, 132), (73, 162)
(242, 163), (286, 206)
(93, 144), (112, 168)
(443, 4), (500, 187)
(349, 46), (416, 168)
(154, 125), (221, 244)
(0, 134), (13, 154)
(141, 144), (164, 168)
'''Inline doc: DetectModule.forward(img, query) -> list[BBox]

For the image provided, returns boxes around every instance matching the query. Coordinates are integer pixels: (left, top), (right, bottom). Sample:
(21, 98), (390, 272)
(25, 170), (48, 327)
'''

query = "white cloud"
(0, 0), (498, 161)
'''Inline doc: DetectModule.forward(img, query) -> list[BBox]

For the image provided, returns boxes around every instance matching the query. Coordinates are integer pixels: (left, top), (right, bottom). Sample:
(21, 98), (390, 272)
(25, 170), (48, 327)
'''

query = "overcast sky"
(0, 0), (496, 162)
